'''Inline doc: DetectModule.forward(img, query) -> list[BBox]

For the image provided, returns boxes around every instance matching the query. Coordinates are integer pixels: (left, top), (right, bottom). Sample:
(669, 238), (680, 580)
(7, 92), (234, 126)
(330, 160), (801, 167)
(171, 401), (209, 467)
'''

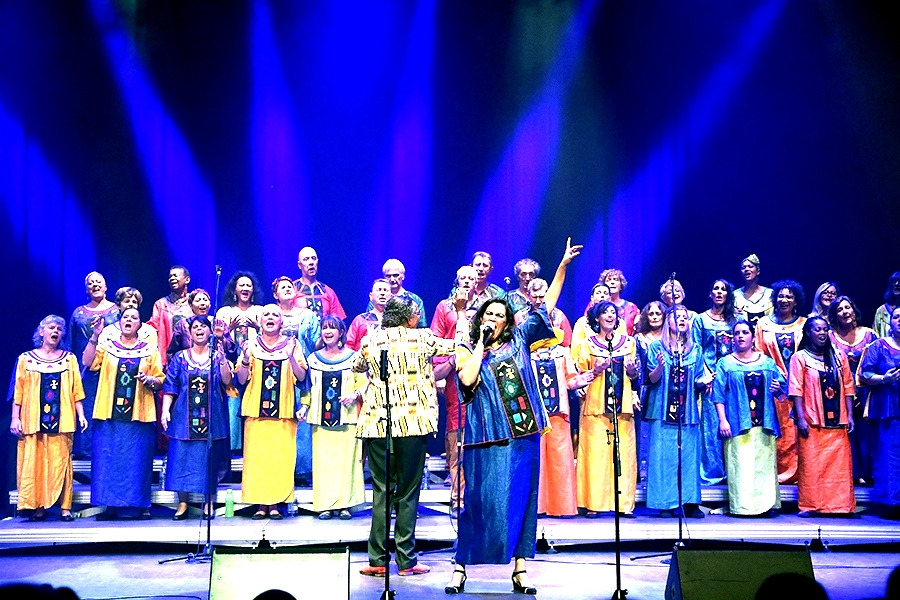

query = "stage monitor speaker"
(665, 547), (814, 600)
(210, 545), (350, 600)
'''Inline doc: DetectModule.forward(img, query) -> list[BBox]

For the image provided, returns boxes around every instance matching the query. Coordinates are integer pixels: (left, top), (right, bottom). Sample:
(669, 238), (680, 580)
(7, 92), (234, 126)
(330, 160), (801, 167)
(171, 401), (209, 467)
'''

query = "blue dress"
(691, 312), (733, 485)
(644, 341), (704, 510)
(162, 349), (231, 495)
(455, 306), (552, 565)
(68, 304), (120, 458)
(859, 338), (900, 507)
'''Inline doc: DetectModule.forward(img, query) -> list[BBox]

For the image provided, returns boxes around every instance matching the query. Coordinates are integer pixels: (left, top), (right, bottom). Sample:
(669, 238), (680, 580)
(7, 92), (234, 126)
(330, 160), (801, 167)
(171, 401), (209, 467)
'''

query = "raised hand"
(560, 236), (583, 265)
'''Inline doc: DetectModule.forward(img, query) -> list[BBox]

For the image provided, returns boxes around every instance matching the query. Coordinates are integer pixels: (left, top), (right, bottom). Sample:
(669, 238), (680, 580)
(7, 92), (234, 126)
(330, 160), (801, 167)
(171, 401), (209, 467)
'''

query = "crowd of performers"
(9, 242), (900, 592)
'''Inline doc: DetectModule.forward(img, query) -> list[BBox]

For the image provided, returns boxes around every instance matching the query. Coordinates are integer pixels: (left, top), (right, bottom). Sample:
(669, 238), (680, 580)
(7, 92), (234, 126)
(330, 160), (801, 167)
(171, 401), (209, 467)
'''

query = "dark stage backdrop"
(1, 0), (898, 515)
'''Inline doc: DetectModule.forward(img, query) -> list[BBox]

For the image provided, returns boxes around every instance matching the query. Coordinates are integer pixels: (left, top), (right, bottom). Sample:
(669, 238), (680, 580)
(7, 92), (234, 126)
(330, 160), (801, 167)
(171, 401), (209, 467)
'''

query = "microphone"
(216, 265), (223, 275)
(670, 271), (676, 280)
(378, 335), (389, 381)
(481, 325), (494, 346)
(503, 277), (512, 291)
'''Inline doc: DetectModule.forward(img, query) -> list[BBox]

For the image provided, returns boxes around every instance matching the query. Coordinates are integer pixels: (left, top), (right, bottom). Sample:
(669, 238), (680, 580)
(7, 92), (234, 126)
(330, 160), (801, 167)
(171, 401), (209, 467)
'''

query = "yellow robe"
(13, 351), (84, 510)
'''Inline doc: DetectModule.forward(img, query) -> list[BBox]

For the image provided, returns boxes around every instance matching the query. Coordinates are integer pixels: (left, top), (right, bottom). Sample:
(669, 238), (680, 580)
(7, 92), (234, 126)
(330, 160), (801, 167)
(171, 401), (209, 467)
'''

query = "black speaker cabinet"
(665, 547), (814, 600)
(210, 546), (350, 600)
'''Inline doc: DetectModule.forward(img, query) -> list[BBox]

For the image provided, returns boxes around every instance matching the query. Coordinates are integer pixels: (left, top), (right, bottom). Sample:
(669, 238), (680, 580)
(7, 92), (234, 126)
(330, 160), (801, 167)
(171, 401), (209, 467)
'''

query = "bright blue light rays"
(365, 0), (436, 282)
(89, 0), (217, 275)
(314, 1), (399, 111)
(250, 0), (312, 277)
(467, 0), (601, 270)
(1, 103), (99, 309)
(586, 0), (787, 293)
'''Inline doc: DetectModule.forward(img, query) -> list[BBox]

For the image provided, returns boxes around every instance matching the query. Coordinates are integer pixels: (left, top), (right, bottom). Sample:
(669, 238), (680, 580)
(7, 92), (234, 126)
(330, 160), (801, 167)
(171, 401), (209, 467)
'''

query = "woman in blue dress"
(446, 239), (581, 595)
(161, 316), (232, 519)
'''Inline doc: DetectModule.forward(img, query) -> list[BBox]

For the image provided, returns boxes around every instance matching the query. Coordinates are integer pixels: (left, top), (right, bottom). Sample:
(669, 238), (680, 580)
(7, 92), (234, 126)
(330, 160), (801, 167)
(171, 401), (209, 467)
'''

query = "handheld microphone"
(481, 325), (494, 346)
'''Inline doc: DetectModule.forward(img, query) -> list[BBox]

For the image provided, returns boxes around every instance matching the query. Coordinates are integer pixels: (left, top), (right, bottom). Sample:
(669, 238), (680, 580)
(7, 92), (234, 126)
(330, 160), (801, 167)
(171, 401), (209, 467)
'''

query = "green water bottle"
(225, 489), (234, 518)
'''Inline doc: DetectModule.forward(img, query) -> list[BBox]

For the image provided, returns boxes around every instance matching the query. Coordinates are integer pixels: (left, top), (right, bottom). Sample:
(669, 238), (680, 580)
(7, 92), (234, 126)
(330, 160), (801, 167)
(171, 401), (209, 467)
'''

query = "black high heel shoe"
(444, 566), (467, 594)
(512, 570), (537, 595)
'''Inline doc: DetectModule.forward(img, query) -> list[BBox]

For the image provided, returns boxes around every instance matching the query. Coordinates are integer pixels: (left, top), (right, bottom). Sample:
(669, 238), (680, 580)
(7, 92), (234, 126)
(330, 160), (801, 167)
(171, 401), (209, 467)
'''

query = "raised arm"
(544, 237), (583, 315)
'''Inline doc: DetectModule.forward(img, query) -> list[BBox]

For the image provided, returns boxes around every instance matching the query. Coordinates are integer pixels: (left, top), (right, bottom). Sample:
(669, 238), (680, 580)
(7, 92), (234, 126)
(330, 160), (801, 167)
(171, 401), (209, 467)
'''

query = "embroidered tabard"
(665, 363), (687, 424)
(742, 369), (765, 427)
(775, 332), (796, 375)
(319, 370), (342, 428)
(259, 359), (283, 418)
(490, 356), (539, 437)
(715, 330), (733, 362)
(189, 372), (210, 440)
(604, 356), (625, 414)
(533, 352), (561, 414)
(39, 372), (62, 433)
(113, 358), (140, 422)
(818, 364), (841, 428)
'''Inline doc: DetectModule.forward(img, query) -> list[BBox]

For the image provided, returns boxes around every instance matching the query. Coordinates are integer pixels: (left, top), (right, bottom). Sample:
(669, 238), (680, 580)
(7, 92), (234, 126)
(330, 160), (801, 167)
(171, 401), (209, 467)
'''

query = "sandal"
(444, 566), (467, 594)
(318, 510), (333, 520)
(512, 570), (537, 595)
(338, 509), (352, 520)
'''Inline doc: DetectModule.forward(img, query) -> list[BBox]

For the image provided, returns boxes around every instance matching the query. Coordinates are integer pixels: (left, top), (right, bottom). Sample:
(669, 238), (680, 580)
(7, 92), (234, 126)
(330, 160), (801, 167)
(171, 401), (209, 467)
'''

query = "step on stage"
(5, 456), (899, 550)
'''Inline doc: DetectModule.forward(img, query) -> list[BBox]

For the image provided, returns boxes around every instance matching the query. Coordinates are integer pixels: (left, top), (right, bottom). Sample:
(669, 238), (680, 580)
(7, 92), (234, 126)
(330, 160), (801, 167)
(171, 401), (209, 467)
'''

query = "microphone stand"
(379, 345), (395, 600)
(668, 275), (687, 547)
(161, 264), (223, 565)
(605, 333), (627, 600)
(674, 336), (686, 548)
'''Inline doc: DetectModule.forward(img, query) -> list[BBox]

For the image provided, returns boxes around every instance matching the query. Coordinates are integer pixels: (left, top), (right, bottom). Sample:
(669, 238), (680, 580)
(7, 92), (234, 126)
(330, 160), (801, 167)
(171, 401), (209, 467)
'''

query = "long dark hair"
(798, 316), (840, 372)
(709, 279), (736, 324)
(884, 271), (900, 304)
(470, 299), (515, 346)
(223, 270), (262, 307)
(635, 301), (666, 335)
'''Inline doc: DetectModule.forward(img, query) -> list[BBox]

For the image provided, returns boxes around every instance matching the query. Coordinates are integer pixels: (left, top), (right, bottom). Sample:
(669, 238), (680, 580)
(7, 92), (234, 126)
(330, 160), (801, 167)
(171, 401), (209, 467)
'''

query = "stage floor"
(0, 545), (897, 600)
(2, 494), (900, 549)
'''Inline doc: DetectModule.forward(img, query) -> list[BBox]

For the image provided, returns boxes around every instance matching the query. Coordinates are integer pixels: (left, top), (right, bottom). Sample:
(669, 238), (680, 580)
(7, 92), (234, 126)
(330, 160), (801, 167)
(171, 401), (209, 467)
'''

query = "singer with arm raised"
(446, 238), (581, 596)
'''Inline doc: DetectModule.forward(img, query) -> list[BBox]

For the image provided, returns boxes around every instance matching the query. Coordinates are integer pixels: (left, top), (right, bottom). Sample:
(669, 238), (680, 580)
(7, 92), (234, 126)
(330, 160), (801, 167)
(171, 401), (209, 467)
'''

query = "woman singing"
(858, 305), (900, 519)
(161, 316), (232, 520)
(235, 304), (307, 520)
(828, 296), (877, 485)
(691, 279), (737, 486)
(68, 272), (119, 459)
(734, 254), (773, 328)
(446, 239), (580, 595)
(84, 308), (164, 520)
(11, 316), (88, 521)
(712, 320), (783, 517)
(298, 315), (366, 520)
(873, 272), (900, 338)
(809, 282), (839, 319)
(573, 301), (639, 517)
(789, 316), (856, 517)
(644, 305), (708, 519)
(755, 280), (806, 484)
